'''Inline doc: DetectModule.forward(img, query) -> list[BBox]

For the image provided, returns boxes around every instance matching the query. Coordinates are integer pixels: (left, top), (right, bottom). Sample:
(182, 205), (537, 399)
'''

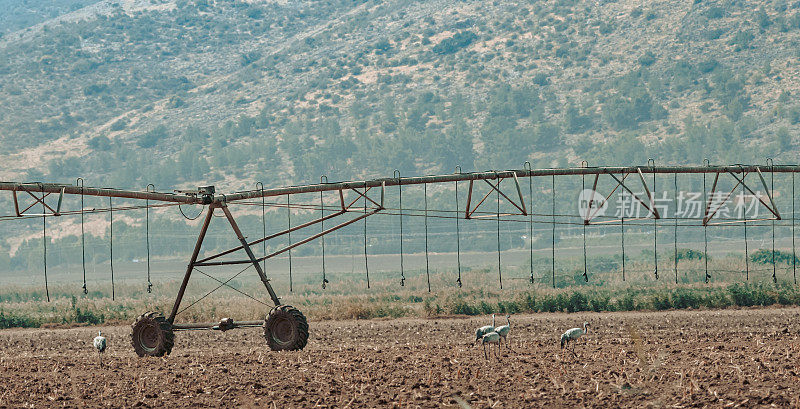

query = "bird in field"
(93, 331), (107, 366)
(481, 331), (501, 360)
(495, 315), (511, 347)
(474, 314), (496, 343)
(560, 322), (589, 355)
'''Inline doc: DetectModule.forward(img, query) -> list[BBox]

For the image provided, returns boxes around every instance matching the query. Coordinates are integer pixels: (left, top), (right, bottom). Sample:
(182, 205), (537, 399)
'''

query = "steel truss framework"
(1, 164), (799, 354)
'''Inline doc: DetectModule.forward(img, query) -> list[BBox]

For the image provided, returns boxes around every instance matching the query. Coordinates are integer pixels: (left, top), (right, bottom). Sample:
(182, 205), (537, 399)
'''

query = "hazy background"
(1, 0), (799, 291)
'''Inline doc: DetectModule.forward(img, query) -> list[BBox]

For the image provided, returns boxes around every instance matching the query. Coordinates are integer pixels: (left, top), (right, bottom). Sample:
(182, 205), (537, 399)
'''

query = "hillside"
(1, 0), (799, 191)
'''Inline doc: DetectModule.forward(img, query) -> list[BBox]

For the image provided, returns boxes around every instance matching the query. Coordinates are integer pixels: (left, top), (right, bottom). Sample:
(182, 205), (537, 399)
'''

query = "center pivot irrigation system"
(1, 163), (799, 356)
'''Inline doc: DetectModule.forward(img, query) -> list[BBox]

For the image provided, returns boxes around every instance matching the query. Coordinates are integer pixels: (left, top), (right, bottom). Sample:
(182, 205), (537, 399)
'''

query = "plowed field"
(1, 308), (799, 408)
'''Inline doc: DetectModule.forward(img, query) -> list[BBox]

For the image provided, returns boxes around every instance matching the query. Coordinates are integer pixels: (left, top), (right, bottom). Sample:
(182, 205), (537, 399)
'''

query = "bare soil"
(1, 308), (800, 408)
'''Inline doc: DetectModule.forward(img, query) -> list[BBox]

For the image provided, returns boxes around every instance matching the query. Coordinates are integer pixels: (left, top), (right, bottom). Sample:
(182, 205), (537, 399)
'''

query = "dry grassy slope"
(0, 0), (798, 183)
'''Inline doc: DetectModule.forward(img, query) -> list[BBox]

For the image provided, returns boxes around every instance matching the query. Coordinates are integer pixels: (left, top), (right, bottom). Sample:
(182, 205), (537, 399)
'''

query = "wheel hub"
(272, 318), (293, 343)
(139, 323), (160, 351)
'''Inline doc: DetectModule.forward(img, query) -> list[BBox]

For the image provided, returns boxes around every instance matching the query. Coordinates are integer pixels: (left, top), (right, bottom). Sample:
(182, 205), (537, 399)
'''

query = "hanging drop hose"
(621, 216), (625, 282)
(524, 161), (534, 284)
(738, 165), (749, 281)
(673, 173), (679, 284)
(581, 162), (588, 283)
(423, 182), (431, 292)
(454, 166), (462, 288)
(582, 221), (588, 282)
(256, 182), (266, 279)
(146, 184), (155, 293)
(495, 171), (502, 290)
(650, 158), (658, 280)
(40, 183), (50, 302)
(287, 194), (293, 292)
(320, 175), (328, 289)
(703, 158), (710, 283)
(768, 158), (777, 283)
(792, 171), (797, 285)
(109, 196), (115, 301)
(551, 174), (556, 289)
(364, 181), (370, 289)
(77, 178), (87, 295)
(395, 170), (405, 287)
(178, 203), (204, 220)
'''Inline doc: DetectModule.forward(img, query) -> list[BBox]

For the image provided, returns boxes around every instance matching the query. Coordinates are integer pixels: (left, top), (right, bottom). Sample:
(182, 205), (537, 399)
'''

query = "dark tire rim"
(270, 317), (294, 345)
(138, 322), (160, 353)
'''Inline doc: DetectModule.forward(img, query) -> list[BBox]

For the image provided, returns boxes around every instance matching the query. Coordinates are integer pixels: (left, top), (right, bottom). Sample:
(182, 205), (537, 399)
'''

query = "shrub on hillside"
(137, 125), (168, 148)
(433, 31), (477, 55)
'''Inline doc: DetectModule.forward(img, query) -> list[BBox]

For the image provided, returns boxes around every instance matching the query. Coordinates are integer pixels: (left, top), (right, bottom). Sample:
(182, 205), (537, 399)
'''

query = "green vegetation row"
(3, 282), (799, 329)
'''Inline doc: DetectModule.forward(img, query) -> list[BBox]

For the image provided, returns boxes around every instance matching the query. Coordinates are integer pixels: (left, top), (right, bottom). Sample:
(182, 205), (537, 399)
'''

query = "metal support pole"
(424, 183), (431, 292)
(168, 206), (216, 323)
(221, 205), (282, 306)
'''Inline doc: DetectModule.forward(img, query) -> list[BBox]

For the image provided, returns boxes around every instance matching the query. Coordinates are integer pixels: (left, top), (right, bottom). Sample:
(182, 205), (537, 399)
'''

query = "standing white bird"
(560, 322), (589, 355)
(494, 315), (511, 347)
(481, 331), (501, 360)
(93, 331), (107, 366)
(473, 314), (496, 343)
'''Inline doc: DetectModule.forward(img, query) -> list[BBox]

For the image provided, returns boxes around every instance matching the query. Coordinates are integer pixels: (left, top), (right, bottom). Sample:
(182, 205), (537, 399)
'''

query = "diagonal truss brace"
(344, 182), (385, 210)
(464, 172), (527, 219)
(192, 185), (384, 268)
(11, 185), (65, 216)
(702, 170), (780, 225)
(584, 168), (660, 224)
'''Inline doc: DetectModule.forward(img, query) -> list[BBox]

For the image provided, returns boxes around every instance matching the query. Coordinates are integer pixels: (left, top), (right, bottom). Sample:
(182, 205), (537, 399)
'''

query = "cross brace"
(167, 186), (384, 322)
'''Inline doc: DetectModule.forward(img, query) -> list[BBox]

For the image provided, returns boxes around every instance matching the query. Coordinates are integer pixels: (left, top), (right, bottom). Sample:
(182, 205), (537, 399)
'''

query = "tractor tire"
(131, 312), (174, 357)
(263, 305), (309, 351)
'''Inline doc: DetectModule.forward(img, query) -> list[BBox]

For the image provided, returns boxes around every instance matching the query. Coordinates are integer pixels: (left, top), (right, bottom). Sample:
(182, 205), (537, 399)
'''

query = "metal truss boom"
(4, 165), (800, 207)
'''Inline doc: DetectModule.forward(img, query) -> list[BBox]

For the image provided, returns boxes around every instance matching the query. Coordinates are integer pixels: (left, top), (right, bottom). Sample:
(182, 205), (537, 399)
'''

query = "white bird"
(495, 315), (511, 347)
(474, 314), (496, 343)
(93, 331), (107, 366)
(481, 331), (501, 360)
(560, 322), (589, 355)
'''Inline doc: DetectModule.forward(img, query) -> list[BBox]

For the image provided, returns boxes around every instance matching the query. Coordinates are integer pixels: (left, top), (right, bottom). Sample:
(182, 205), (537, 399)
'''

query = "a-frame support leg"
(220, 204), (282, 307)
(167, 202), (286, 324)
(168, 204), (217, 323)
